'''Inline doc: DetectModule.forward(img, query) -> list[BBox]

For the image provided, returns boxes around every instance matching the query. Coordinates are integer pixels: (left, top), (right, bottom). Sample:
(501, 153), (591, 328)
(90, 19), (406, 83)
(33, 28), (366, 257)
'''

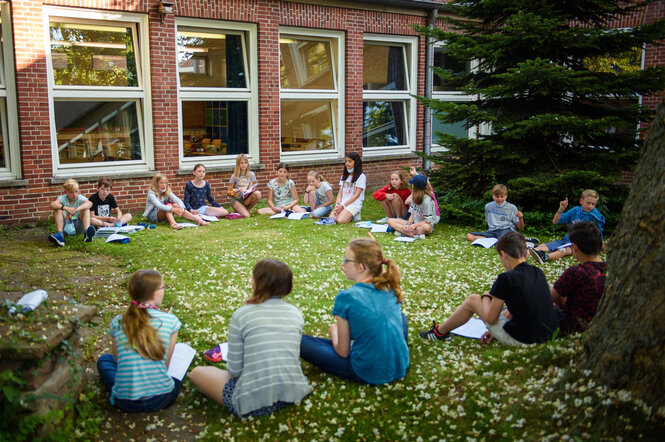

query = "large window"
(279, 28), (344, 159)
(431, 45), (477, 151)
(177, 19), (258, 164)
(362, 36), (417, 154)
(45, 7), (152, 175)
(0, 2), (19, 180)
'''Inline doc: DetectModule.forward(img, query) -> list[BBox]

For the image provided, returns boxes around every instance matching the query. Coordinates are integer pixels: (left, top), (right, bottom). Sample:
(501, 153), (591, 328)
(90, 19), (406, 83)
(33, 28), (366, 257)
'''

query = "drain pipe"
(423, 8), (438, 171)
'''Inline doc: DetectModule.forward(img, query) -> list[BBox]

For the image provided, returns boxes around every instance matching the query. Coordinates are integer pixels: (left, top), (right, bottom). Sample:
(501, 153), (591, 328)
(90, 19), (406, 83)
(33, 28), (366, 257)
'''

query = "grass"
(7, 197), (665, 440)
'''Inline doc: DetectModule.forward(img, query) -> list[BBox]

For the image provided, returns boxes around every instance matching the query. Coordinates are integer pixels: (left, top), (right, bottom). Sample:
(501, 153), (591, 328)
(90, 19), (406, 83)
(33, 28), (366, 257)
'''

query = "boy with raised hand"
(47, 178), (96, 247)
(530, 189), (605, 264)
(89, 177), (133, 228)
(550, 221), (606, 336)
(419, 231), (558, 345)
(465, 184), (524, 243)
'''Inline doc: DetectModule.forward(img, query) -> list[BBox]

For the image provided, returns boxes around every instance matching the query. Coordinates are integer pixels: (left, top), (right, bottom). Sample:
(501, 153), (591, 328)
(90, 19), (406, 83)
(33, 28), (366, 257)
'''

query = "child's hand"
(559, 197), (569, 212)
(516, 211), (523, 218)
(191, 209), (200, 215)
(305, 185), (315, 192)
(403, 223), (413, 233)
(409, 166), (417, 177)
(385, 193), (394, 201)
(480, 331), (494, 344)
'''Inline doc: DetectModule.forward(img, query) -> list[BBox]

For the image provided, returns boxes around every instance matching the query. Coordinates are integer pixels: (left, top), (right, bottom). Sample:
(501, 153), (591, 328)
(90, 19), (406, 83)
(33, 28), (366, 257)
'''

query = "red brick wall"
(0, 0), (662, 224)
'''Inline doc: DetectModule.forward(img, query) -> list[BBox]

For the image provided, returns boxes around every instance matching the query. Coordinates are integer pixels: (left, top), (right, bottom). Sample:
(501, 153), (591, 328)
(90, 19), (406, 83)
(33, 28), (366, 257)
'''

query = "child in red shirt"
(372, 171), (411, 223)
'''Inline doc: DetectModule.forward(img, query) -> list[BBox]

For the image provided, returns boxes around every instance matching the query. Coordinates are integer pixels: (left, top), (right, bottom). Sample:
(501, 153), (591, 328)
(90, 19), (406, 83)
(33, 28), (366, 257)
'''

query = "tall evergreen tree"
(418, 0), (665, 203)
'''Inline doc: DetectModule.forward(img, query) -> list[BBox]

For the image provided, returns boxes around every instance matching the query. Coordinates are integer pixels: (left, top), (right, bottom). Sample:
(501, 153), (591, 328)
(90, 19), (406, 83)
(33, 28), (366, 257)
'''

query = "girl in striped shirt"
(96, 270), (182, 412)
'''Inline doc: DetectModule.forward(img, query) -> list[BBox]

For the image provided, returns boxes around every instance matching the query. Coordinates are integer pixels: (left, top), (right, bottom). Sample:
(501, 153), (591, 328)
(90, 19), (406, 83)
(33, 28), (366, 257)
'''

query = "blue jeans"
(300, 314), (408, 383)
(312, 205), (333, 218)
(97, 353), (182, 413)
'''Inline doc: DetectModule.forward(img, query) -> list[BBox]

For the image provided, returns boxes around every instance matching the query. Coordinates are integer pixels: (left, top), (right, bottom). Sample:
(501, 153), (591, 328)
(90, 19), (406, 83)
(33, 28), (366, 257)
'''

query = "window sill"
(49, 171), (156, 185)
(0, 179), (28, 188)
(176, 163), (265, 176)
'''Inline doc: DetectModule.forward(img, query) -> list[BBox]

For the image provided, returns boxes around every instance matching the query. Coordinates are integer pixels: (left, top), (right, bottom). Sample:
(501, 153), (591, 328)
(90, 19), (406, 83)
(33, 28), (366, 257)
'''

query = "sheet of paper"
(370, 224), (389, 233)
(243, 184), (258, 198)
(117, 225), (145, 233)
(451, 317), (488, 339)
(176, 222), (198, 228)
(355, 221), (373, 228)
(394, 236), (417, 242)
(287, 212), (309, 220)
(167, 343), (196, 381)
(471, 237), (498, 248)
(105, 233), (129, 243)
(218, 342), (229, 362)
(269, 211), (287, 219)
(555, 242), (572, 250)
(200, 214), (219, 222)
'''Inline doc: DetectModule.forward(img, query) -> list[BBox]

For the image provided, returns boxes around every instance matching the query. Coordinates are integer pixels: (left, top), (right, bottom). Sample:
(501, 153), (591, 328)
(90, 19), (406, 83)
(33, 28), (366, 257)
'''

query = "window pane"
(363, 44), (406, 91)
(178, 31), (246, 88)
(280, 37), (334, 89)
(55, 100), (142, 163)
(0, 15), (4, 88)
(50, 22), (138, 87)
(0, 99), (5, 168)
(281, 101), (334, 151)
(433, 110), (468, 140)
(182, 101), (248, 157)
(362, 101), (406, 147)
(433, 47), (470, 92)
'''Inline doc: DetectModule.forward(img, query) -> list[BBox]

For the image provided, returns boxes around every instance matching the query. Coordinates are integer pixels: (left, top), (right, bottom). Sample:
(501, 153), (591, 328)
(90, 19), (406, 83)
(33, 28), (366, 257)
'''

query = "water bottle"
(9, 290), (48, 314)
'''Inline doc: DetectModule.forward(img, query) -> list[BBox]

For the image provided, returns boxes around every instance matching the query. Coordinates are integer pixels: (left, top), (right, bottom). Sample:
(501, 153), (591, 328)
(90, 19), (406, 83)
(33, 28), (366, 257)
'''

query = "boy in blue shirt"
(465, 184), (524, 242)
(530, 189), (604, 264)
(47, 178), (96, 247)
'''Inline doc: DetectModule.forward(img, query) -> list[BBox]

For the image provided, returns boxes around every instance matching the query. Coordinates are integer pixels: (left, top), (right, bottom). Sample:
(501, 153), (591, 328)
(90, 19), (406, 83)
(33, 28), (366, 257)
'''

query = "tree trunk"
(583, 100), (665, 408)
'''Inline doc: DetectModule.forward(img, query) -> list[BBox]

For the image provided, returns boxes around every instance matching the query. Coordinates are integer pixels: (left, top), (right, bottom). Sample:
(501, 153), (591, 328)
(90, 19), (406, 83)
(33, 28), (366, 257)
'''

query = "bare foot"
(170, 222), (182, 230)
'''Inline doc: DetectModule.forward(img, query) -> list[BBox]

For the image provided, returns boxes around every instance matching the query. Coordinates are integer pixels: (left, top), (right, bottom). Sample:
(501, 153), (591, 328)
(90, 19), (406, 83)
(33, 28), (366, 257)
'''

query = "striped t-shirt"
(109, 310), (181, 403)
(227, 297), (312, 416)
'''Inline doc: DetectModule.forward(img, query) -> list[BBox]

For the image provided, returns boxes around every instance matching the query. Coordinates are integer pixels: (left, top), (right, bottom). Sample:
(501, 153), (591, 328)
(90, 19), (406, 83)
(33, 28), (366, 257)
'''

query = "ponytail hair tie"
(130, 300), (138, 305)
(382, 258), (388, 265)
(129, 299), (159, 310)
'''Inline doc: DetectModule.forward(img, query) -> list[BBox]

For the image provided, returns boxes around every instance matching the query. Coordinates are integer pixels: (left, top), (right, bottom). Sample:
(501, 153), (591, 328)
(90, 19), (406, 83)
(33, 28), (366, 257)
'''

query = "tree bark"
(583, 100), (665, 408)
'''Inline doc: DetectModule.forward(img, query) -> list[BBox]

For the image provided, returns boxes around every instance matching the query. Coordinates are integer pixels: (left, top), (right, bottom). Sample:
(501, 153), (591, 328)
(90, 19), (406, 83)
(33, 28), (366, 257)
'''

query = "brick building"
(0, 0), (662, 224)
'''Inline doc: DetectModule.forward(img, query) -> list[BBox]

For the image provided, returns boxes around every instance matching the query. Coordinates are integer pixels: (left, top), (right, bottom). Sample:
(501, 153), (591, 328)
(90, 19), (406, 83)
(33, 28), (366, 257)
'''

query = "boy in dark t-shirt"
(551, 221), (606, 335)
(419, 232), (558, 345)
(89, 178), (133, 228)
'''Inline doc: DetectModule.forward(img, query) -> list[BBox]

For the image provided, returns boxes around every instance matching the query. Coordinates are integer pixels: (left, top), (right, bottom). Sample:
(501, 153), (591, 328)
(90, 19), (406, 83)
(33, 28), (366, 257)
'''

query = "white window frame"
(44, 6), (153, 177)
(430, 43), (479, 152)
(176, 18), (258, 167)
(0, 1), (20, 180)
(279, 27), (345, 161)
(362, 34), (417, 157)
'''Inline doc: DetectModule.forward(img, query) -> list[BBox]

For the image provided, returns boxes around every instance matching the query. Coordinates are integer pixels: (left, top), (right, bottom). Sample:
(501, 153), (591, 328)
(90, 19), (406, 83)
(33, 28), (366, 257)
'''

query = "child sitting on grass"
(530, 189), (604, 264)
(143, 173), (209, 229)
(89, 177), (133, 228)
(387, 174), (439, 239)
(184, 164), (229, 219)
(372, 170), (411, 223)
(419, 232), (558, 345)
(47, 178), (96, 246)
(465, 184), (524, 243)
(189, 259), (312, 418)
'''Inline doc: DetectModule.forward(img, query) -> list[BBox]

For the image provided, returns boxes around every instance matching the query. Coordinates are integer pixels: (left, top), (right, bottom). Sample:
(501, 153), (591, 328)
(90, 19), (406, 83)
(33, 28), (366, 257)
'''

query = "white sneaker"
(394, 231), (402, 236)
(375, 217), (390, 224)
(414, 234), (426, 239)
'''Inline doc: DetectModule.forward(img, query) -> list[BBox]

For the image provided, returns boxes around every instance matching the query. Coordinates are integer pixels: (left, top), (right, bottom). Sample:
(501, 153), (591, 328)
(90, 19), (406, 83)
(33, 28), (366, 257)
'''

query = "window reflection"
(363, 44), (406, 91)
(0, 99), (5, 168)
(362, 101), (405, 147)
(177, 31), (246, 88)
(281, 101), (334, 151)
(433, 47), (470, 92)
(182, 101), (248, 157)
(433, 110), (469, 140)
(280, 38), (334, 89)
(55, 101), (141, 163)
(50, 22), (138, 87)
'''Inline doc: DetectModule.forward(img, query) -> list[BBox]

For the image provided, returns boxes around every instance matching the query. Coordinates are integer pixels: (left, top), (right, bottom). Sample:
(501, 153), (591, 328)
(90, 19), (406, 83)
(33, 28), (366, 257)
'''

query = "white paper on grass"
(287, 212), (310, 220)
(370, 224), (389, 233)
(167, 343), (196, 381)
(394, 236), (417, 242)
(471, 237), (498, 248)
(117, 225), (145, 233)
(450, 317), (488, 339)
(176, 222), (198, 228)
(105, 233), (129, 243)
(269, 211), (287, 219)
(556, 242), (572, 250)
(218, 342), (229, 361)
(355, 221), (373, 228)
(200, 214), (219, 222)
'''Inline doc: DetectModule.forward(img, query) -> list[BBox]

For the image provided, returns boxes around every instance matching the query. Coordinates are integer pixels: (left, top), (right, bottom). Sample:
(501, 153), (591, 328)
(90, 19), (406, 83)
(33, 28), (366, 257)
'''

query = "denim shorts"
(545, 238), (572, 252)
(222, 377), (290, 418)
(470, 228), (514, 239)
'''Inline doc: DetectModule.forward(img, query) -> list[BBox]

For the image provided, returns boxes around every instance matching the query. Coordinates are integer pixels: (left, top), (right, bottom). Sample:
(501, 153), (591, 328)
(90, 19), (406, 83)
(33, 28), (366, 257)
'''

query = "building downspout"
(423, 8), (438, 171)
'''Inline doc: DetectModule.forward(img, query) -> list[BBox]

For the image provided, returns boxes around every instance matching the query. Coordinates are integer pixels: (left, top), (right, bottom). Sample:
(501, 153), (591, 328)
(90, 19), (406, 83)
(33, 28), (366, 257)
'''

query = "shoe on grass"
(204, 345), (223, 362)
(529, 247), (548, 264)
(375, 217), (390, 224)
(525, 237), (540, 248)
(418, 320), (451, 341)
(84, 225), (96, 242)
(414, 234), (426, 239)
(48, 232), (65, 247)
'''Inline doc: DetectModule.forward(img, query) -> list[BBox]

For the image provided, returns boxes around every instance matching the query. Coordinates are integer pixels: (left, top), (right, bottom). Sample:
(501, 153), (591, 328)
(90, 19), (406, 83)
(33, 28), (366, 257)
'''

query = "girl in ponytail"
(300, 238), (409, 385)
(97, 269), (183, 412)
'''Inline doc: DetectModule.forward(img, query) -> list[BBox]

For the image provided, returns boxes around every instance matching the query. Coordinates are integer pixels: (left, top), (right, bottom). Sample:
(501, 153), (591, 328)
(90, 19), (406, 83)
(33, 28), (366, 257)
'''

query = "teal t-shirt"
(332, 282), (409, 384)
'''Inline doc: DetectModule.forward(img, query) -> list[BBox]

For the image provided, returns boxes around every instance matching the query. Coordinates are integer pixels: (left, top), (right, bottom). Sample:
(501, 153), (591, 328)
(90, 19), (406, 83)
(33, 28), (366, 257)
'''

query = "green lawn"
(30, 198), (665, 439)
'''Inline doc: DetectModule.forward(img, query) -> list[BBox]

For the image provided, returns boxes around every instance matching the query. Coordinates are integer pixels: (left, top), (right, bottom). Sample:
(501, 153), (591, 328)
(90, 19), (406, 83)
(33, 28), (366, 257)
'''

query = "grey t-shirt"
(485, 201), (520, 231)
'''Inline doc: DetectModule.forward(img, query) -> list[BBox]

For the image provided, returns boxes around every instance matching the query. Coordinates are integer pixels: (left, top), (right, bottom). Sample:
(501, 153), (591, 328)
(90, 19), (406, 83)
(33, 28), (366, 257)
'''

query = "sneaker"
(394, 231), (403, 237)
(414, 234), (426, 240)
(386, 226), (395, 234)
(204, 345), (223, 362)
(84, 225), (96, 242)
(529, 247), (548, 265)
(375, 217), (390, 224)
(418, 321), (451, 341)
(525, 237), (540, 248)
(48, 232), (65, 247)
